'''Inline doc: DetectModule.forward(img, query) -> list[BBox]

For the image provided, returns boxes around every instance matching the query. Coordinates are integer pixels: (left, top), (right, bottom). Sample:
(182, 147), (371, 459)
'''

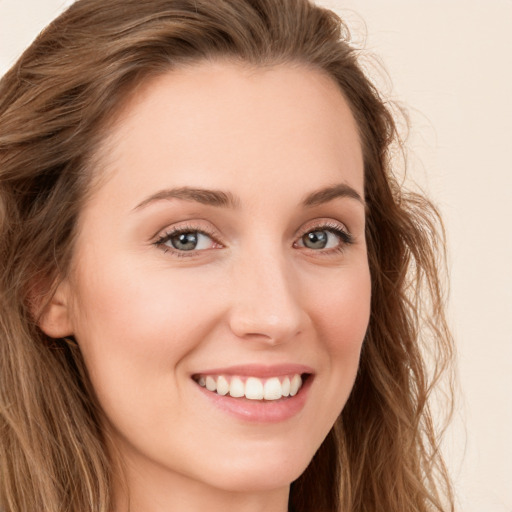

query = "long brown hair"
(0, 1), (454, 510)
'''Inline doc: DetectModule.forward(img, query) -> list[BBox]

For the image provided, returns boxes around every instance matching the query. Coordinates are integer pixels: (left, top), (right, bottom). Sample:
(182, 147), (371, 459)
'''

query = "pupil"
(304, 231), (327, 249)
(172, 232), (198, 251)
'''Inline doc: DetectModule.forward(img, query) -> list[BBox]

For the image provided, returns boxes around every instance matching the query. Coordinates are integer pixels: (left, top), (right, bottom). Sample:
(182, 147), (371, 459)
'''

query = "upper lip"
(192, 364), (314, 378)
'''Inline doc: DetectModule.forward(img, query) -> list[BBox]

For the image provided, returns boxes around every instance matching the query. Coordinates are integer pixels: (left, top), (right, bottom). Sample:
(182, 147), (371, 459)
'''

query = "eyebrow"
(302, 183), (365, 207)
(133, 182), (364, 212)
(133, 186), (240, 211)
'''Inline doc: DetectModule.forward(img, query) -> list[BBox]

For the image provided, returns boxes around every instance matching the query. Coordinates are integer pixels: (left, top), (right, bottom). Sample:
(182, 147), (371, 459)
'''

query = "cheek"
(68, 257), (230, 450)
(73, 254), (213, 341)
(307, 262), (371, 411)
(310, 263), (371, 352)
(292, 262), (371, 446)
(69, 255), (223, 401)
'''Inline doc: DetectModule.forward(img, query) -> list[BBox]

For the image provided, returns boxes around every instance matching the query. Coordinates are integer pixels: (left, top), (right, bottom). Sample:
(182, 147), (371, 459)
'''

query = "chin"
(193, 442), (316, 493)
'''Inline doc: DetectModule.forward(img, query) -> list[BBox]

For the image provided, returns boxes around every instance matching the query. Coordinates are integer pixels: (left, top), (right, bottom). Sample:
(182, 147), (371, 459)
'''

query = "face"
(51, 62), (371, 500)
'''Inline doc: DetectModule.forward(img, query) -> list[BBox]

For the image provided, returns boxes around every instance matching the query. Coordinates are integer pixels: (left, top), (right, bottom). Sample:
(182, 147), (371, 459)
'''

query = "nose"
(227, 249), (309, 345)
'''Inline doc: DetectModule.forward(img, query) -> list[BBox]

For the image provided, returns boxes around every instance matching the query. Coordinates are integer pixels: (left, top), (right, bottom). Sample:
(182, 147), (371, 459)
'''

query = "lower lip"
(194, 376), (313, 423)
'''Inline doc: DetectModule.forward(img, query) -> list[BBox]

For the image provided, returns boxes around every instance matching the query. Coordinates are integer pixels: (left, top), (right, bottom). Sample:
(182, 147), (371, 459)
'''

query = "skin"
(42, 61), (371, 512)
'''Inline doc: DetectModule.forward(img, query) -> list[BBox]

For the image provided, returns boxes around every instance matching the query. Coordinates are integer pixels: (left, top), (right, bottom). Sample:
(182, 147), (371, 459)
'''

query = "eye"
(295, 224), (353, 252)
(155, 228), (218, 253)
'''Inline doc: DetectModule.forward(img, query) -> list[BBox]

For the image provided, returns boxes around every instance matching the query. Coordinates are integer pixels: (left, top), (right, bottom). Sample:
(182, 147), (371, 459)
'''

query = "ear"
(37, 279), (74, 338)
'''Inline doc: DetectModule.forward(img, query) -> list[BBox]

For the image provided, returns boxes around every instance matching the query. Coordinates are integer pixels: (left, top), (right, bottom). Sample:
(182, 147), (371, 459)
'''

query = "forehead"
(91, 60), (364, 209)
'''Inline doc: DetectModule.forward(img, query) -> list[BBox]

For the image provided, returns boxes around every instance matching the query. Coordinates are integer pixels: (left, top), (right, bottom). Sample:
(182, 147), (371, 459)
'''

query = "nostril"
(228, 312), (305, 345)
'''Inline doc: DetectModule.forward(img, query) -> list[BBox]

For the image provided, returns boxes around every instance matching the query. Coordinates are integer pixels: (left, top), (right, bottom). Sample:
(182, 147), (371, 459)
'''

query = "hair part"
(0, 1), (454, 511)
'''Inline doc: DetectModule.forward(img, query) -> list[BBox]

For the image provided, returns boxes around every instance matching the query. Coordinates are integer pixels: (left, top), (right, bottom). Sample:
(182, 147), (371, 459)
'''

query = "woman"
(0, 0), (454, 511)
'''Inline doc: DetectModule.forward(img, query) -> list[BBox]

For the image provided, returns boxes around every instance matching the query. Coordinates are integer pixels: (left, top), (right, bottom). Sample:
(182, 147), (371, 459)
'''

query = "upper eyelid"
(297, 224), (353, 244)
(155, 219), (349, 237)
(294, 218), (351, 238)
(153, 221), (221, 242)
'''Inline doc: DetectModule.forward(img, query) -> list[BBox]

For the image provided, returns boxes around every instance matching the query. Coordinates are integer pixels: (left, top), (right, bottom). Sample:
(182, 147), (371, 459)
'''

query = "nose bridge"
(228, 242), (305, 343)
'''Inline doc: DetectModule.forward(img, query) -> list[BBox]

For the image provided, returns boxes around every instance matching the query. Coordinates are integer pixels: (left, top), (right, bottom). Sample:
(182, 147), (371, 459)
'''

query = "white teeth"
(216, 376), (229, 396)
(205, 376), (217, 392)
(197, 373), (304, 401)
(281, 377), (291, 397)
(290, 374), (302, 396)
(229, 377), (245, 398)
(263, 377), (282, 400)
(245, 377), (264, 400)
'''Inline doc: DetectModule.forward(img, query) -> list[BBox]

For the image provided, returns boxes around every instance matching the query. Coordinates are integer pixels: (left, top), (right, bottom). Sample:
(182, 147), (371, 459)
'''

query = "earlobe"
(37, 280), (74, 339)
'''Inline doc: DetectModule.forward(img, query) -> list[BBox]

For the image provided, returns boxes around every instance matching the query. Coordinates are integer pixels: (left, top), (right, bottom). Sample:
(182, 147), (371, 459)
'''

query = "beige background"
(1, 1), (511, 510)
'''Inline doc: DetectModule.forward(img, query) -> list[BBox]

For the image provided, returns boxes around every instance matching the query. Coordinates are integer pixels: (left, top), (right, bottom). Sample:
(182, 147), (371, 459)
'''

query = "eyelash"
(296, 222), (354, 254)
(153, 221), (354, 257)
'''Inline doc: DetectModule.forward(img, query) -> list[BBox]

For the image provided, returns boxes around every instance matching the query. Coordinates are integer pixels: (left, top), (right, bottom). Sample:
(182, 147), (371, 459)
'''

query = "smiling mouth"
(192, 373), (310, 401)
